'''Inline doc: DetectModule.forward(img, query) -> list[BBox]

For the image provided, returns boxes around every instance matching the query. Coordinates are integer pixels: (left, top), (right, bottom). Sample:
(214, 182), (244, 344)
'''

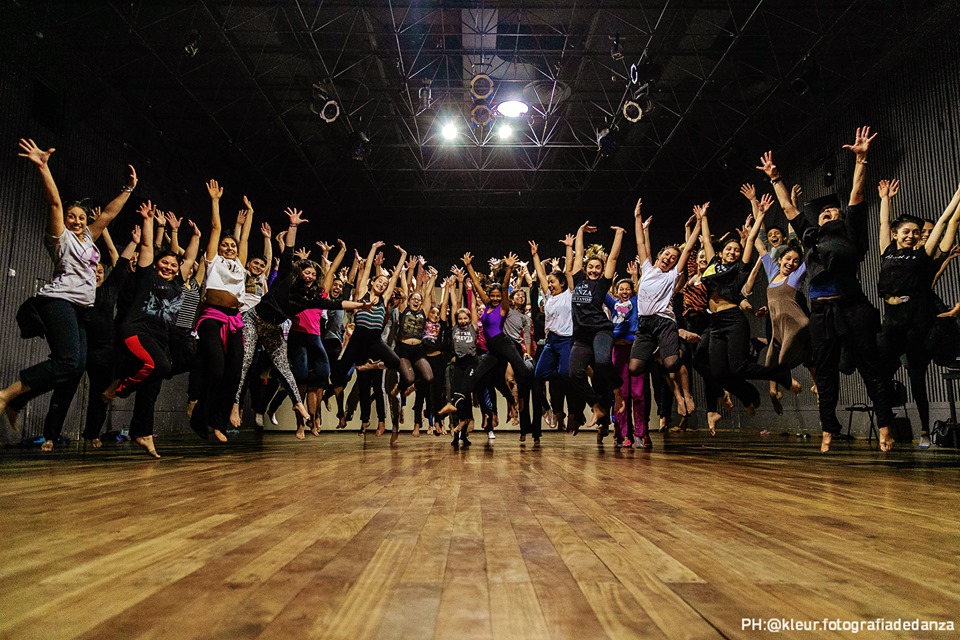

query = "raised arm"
(18, 138), (63, 237)
(500, 253), (517, 314)
(695, 202), (714, 263)
(634, 198), (650, 265)
(741, 254), (765, 299)
(439, 276), (453, 320)
(933, 245), (960, 287)
(743, 194), (773, 264)
(179, 219), (201, 280)
(356, 241), (383, 300)
(462, 252), (489, 306)
(89, 164), (137, 240)
(756, 151), (801, 221)
(605, 227), (625, 279)
(561, 234), (575, 290)
(676, 217), (702, 274)
(164, 211), (184, 256)
(100, 222), (120, 267)
(137, 201), (155, 268)
(204, 179), (224, 262)
(878, 179), (898, 254)
(260, 222), (273, 272)
(237, 196), (254, 265)
(283, 207), (308, 254)
(322, 239), (347, 294)
(121, 225), (140, 262)
(842, 126), (877, 207)
(382, 246), (408, 301)
(528, 241), (549, 294)
(573, 220), (596, 274)
(929, 183), (960, 256)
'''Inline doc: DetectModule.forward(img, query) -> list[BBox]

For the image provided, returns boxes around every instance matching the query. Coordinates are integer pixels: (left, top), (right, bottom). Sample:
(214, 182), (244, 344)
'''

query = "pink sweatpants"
(612, 342), (647, 440)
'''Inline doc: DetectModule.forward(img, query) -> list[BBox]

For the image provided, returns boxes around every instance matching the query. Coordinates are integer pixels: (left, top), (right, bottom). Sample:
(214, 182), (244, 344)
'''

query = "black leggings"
(192, 316), (243, 433)
(332, 327), (401, 387)
(357, 369), (386, 423)
(452, 334), (530, 412)
(878, 300), (932, 432)
(82, 354), (114, 441)
(569, 329), (620, 406)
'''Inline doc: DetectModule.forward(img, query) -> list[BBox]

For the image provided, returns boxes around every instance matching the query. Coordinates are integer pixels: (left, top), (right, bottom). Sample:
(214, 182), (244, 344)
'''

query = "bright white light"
(497, 100), (529, 118)
(441, 123), (458, 140)
(497, 123), (513, 140)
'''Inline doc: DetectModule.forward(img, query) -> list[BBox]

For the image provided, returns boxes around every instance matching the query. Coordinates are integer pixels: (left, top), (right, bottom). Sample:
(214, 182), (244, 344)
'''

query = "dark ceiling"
(6, 0), (952, 232)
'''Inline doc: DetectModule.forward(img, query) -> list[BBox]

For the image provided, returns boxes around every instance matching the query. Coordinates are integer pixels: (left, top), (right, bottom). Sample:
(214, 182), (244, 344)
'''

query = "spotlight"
(496, 100), (529, 118)
(471, 104), (493, 127)
(597, 127), (619, 158)
(348, 130), (370, 161)
(623, 100), (642, 123)
(418, 78), (432, 112)
(441, 122), (458, 140)
(310, 99), (339, 123)
(470, 74), (494, 100)
(497, 123), (513, 140)
(184, 30), (200, 57)
(609, 35), (624, 61)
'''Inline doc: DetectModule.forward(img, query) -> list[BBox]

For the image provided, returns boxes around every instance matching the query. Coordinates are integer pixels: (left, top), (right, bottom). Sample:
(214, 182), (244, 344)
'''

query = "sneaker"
(254, 413), (264, 428)
(918, 435), (931, 449)
(623, 438), (633, 448)
(461, 438), (472, 447)
(269, 413), (279, 426)
(488, 431), (496, 440)
(642, 434), (653, 449)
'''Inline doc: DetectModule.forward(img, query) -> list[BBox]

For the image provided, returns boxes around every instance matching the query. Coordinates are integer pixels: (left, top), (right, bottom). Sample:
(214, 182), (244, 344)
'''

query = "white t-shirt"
(205, 255), (246, 300)
(543, 289), (573, 337)
(39, 228), (100, 307)
(636, 259), (678, 320)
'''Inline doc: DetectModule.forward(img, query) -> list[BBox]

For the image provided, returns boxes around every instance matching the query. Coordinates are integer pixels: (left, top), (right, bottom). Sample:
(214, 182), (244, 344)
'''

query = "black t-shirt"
(570, 271), (613, 335)
(701, 258), (750, 304)
(255, 247), (344, 324)
(88, 258), (131, 354)
(397, 308), (427, 341)
(121, 267), (185, 341)
(878, 246), (935, 297)
(793, 201), (869, 300)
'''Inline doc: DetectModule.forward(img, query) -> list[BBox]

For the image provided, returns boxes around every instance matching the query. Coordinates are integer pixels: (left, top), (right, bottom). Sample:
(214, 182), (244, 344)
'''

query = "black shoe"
(451, 439), (460, 448)
(461, 438), (472, 447)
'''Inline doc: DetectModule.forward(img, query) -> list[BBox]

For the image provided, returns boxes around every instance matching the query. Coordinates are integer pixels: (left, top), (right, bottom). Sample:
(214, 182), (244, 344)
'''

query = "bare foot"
(390, 430), (399, 446)
(294, 403), (310, 424)
(91, 438), (102, 449)
(403, 384), (416, 398)
(879, 426), (893, 452)
(135, 436), (161, 458)
(707, 411), (721, 436)
(376, 421), (386, 437)
(412, 423), (421, 438)
(358, 422), (368, 437)
(212, 429), (228, 443)
(311, 418), (320, 437)
(438, 402), (458, 416)
(585, 404), (607, 429)
(337, 415), (347, 429)
(769, 391), (784, 416)
(40, 439), (54, 452)
(811, 383), (819, 395)
(820, 431), (832, 453)
(186, 399), (197, 417)
(720, 391), (734, 411)
(790, 379), (802, 394)
(229, 404), (242, 428)
(684, 394), (695, 415)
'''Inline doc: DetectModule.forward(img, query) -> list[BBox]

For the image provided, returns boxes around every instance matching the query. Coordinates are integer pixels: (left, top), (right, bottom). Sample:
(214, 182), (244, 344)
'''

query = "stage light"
(597, 127), (619, 158)
(348, 131), (370, 161)
(471, 104), (493, 126)
(310, 99), (339, 123)
(418, 79), (433, 112)
(497, 123), (513, 140)
(623, 100), (642, 123)
(496, 100), (529, 118)
(470, 74), (494, 100)
(609, 35), (624, 61)
(184, 30), (201, 57)
(441, 123), (458, 140)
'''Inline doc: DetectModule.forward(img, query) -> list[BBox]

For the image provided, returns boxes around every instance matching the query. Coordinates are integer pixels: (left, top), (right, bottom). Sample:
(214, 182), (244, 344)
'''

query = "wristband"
(121, 185), (135, 193)
(770, 177), (783, 184)
(856, 158), (868, 165)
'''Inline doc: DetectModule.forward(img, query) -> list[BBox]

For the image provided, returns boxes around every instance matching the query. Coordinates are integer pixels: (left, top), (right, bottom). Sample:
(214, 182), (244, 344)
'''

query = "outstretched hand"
(561, 233), (575, 247)
(693, 202), (710, 219)
(739, 183), (756, 201)
(285, 207), (308, 226)
(185, 219), (200, 237)
(131, 225), (142, 244)
(579, 220), (597, 234)
(260, 222), (271, 237)
(633, 198), (643, 218)
(461, 252), (473, 267)
(755, 151), (776, 178)
(137, 200), (155, 220)
(878, 178), (901, 198)
(528, 240), (539, 255)
(165, 211), (182, 230)
(18, 138), (55, 168)
(843, 126), (878, 156)
(503, 252), (519, 269)
(294, 247), (311, 260)
(206, 179), (223, 200)
(758, 193), (774, 215)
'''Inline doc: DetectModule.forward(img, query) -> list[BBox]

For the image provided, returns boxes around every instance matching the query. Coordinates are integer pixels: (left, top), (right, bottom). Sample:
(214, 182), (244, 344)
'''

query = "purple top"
(762, 253), (806, 289)
(481, 304), (506, 339)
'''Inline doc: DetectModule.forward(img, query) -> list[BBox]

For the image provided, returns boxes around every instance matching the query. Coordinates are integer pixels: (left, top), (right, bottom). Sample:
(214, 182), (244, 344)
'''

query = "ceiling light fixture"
(497, 123), (513, 140)
(441, 122), (458, 140)
(623, 100), (642, 123)
(471, 104), (493, 127)
(348, 131), (370, 161)
(470, 74), (494, 100)
(496, 100), (529, 118)
(598, 126), (619, 158)
(609, 35), (624, 61)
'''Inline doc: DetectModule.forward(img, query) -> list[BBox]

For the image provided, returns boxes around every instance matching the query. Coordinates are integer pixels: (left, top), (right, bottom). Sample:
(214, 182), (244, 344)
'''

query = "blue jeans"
(534, 333), (573, 380)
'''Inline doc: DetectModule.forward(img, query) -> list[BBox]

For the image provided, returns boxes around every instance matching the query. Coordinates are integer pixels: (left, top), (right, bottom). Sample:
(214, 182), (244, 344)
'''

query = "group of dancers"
(1, 126), (958, 457)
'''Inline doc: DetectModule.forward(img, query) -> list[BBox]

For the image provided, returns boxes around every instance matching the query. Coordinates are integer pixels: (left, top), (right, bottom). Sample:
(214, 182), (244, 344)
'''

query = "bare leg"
(707, 411), (721, 436)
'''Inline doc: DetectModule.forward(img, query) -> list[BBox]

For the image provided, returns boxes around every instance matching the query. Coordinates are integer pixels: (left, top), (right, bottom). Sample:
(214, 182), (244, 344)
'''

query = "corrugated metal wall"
(1, 6), (958, 443)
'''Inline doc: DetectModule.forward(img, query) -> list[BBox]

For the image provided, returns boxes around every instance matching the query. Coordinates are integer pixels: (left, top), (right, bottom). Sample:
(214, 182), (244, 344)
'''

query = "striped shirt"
(354, 295), (386, 331)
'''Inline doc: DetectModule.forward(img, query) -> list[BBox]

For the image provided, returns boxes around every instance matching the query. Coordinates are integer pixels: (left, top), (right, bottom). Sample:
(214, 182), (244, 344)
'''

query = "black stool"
(844, 403), (878, 443)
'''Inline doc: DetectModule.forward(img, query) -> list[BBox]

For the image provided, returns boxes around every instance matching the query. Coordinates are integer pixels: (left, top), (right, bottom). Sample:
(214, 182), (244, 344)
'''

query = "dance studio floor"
(1, 429), (958, 640)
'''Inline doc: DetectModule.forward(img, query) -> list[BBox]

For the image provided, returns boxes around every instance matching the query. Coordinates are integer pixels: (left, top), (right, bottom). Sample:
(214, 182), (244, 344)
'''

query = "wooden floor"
(1, 429), (959, 640)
